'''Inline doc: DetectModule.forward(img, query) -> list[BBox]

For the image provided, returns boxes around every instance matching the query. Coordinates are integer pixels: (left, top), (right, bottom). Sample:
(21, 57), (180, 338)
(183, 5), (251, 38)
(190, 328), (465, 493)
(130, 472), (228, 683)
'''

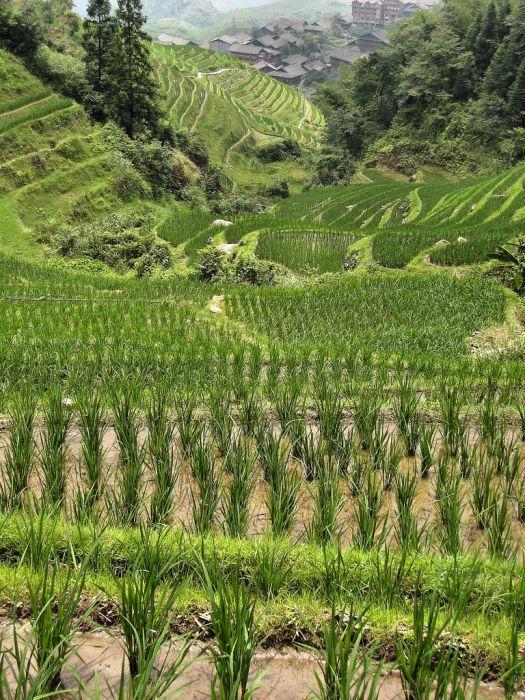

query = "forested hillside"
(317, 0), (525, 182)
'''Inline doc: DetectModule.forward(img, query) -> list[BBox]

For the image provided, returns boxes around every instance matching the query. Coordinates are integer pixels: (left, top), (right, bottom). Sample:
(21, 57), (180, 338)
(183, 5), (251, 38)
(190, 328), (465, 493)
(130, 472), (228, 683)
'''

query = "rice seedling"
(237, 385), (262, 438)
(334, 428), (354, 476)
(191, 436), (220, 535)
(257, 427), (287, 484)
(353, 469), (386, 551)
(380, 436), (402, 491)
(488, 428), (516, 476)
(77, 388), (106, 515)
(0, 622), (81, 699)
(349, 446), (368, 498)
(17, 503), (58, 569)
(26, 545), (95, 692)
(176, 393), (200, 459)
(395, 377), (421, 457)
(222, 438), (256, 538)
(471, 458), (496, 530)
(40, 389), (72, 506)
(209, 384), (235, 456)
(486, 489), (515, 559)
(311, 605), (383, 700)
(259, 432), (300, 536)
(439, 386), (464, 457)
(0, 391), (36, 510)
(202, 563), (261, 700)
(480, 388), (499, 443)
(369, 421), (389, 472)
(251, 538), (294, 599)
(297, 428), (325, 482)
(504, 450), (520, 495)
(396, 590), (455, 700)
(395, 470), (424, 550)
(110, 527), (191, 689)
(502, 612), (525, 699)
(372, 547), (415, 609)
(419, 423), (436, 479)
(146, 388), (178, 526)
(308, 455), (344, 545)
(289, 417), (308, 461)
(273, 376), (302, 433)
(353, 389), (381, 451)
(435, 465), (464, 557)
(316, 385), (345, 454)
(110, 385), (146, 527)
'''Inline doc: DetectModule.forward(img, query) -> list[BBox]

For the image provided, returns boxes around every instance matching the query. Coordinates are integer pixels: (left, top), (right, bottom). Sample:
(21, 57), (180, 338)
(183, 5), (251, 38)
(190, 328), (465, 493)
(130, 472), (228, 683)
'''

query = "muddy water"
(1, 418), (525, 552)
(0, 628), (510, 699)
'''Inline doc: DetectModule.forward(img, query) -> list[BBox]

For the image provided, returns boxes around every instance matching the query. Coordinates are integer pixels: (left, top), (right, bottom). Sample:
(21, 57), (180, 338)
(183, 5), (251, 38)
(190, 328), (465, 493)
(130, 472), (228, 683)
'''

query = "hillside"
(146, 0), (351, 40)
(4, 11), (525, 696)
(153, 44), (324, 185)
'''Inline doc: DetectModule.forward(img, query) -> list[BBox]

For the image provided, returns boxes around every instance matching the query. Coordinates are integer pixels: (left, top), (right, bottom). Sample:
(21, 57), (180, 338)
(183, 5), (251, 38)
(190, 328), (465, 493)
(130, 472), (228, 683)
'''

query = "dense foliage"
(317, 0), (525, 181)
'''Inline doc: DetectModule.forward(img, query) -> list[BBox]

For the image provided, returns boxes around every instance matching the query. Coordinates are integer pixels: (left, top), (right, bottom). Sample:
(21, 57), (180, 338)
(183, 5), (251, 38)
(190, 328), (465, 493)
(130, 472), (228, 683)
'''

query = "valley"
(1, 0), (525, 697)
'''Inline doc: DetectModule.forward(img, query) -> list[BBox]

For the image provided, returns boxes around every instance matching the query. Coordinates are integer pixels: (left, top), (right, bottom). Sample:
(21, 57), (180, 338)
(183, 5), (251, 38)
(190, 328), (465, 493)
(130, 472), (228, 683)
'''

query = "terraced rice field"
(0, 49), (165, 259)
(153, 44), (324, 183)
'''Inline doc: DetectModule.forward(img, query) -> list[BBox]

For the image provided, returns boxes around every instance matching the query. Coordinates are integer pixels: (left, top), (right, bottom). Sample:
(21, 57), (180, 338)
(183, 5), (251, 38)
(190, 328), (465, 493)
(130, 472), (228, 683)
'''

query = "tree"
(472, 0), (499, 75)
(483, 0), (525, 97)
(508, 58), (525, 125)
(83, 0), (113, 94)
(0, 0), (43, 59)
(107, 0), (160, 138)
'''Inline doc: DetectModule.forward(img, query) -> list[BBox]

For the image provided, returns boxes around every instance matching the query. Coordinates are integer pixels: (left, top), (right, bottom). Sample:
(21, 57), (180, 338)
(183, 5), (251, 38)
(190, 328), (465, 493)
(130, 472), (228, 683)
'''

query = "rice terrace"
(1, 0), (525, 697)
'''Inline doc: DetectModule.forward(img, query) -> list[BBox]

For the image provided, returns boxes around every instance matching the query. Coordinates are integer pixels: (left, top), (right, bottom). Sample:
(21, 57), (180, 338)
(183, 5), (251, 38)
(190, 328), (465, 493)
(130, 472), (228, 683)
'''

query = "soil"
(0, 627), (512, 699)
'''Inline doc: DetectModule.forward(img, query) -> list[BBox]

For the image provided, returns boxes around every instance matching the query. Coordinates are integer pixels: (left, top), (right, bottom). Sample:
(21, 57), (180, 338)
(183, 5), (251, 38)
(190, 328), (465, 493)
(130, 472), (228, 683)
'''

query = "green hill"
(0, 48), (172, 261)
(153, 44), (324, 185)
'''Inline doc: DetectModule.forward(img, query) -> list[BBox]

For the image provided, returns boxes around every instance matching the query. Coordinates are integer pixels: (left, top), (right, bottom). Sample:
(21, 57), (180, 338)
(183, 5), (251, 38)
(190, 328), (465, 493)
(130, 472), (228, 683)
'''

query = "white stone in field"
(62, 397), (73, 407)
(212, 219), (233, 227)
(457, 236), (468, 244)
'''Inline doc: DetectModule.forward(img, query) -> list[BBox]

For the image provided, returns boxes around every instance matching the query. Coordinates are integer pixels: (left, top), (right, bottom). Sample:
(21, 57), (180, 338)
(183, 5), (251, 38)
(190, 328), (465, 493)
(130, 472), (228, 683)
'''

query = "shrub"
(233, 255), (277, 286)
(255, 139), (301, 163)
(196, 247), (227, 281)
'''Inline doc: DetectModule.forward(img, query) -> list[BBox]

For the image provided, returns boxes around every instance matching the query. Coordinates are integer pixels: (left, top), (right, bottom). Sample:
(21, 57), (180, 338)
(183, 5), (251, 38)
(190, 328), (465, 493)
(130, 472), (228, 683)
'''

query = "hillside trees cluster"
(317, 0), (525, 181)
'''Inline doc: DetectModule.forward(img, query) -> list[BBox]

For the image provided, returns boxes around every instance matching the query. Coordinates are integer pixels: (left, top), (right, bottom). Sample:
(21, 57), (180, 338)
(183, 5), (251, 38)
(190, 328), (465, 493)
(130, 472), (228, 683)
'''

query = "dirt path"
(225, 128), (250, 166)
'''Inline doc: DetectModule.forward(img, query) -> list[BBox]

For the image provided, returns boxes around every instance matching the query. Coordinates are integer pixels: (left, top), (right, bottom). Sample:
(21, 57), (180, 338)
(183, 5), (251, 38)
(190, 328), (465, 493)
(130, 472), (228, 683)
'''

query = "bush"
(172, 129), (209, 169)
(43, 208), (171, 276)
(233, 255), (277, 286)
(261, 181), (290, 199)
(214, 193), (267, 216)
(196, 247), (227, 281)
(196, 248), (277, 286)
(255, 139), (301, 163)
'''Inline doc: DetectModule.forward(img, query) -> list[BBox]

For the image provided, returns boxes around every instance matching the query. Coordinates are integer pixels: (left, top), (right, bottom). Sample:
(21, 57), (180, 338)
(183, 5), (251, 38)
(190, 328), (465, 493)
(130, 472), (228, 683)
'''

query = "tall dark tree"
(508, 58), (525, 125)
(483, 0), (525, 97)
(107, 0), (160, 138)
(83, 0), (113, 94)
(0, 0), (43, 59)
(472, 0), (499, 75)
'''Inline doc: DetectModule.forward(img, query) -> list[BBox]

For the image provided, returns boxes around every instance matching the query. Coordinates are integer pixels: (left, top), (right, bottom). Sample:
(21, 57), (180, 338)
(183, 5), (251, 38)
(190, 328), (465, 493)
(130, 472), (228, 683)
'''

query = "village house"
(330, 30), (389, 74)
(230, 42), (282, 65)
(157, 34), (198, 46)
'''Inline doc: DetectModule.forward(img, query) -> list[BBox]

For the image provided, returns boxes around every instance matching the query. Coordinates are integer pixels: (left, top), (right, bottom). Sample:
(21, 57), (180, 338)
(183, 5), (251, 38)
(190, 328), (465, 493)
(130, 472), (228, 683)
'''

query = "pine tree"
(484, 0), (525, 97)
(107, 0), (160, 138)
(473, 0), (498, 75)
(82, 0), (113, 95)
(509, 58), (525, 125)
